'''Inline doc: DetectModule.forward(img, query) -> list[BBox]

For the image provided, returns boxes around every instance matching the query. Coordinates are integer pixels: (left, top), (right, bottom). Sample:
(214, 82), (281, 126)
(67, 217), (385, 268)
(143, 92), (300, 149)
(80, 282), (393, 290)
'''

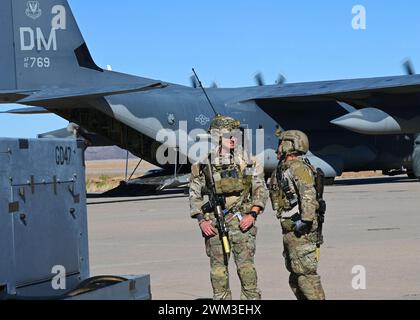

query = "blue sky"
(1, 0), (420, 138)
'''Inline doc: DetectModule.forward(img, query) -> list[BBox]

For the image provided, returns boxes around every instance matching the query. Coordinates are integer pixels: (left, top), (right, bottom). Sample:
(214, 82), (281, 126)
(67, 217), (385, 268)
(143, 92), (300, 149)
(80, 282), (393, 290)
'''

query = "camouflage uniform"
(189, 115), (268, 300)
(269, 130), (325, 300)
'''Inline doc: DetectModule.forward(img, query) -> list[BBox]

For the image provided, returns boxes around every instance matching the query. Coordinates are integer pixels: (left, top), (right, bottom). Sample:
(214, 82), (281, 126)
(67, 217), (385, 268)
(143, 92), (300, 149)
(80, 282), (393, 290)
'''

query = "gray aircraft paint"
(1, 0), (419, 178)
(331, 108), (402, 135)
(0, 0), (16, 90)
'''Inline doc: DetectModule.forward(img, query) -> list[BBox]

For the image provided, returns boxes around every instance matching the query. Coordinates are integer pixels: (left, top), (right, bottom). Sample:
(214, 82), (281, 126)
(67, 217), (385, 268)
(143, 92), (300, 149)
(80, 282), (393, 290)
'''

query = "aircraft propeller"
(254, 72), (286, 86)
(403, 59), (416, 75)
(190, 75), (199, 88)
(254, 72), (265, 86)
(276, 74), (286, 85)
(190, 76), (218, 89)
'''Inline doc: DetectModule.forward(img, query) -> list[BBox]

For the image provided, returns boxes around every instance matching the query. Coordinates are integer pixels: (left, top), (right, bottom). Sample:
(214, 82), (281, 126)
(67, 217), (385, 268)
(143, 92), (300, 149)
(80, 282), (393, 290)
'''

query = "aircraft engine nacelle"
(413, 134), (420, 179)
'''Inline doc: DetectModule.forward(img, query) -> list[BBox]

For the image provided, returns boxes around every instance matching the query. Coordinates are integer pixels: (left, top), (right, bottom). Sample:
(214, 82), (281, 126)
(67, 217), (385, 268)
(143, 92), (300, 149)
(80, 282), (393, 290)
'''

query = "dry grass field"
(85, 160), (159, 193)
(85, 159), (384, 193)
(337, 171), (383, 179)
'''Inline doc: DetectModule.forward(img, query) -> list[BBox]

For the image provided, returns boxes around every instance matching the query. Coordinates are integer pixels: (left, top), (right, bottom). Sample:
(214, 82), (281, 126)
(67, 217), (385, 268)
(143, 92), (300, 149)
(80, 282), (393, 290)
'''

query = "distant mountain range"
(85, 146), (138, 161)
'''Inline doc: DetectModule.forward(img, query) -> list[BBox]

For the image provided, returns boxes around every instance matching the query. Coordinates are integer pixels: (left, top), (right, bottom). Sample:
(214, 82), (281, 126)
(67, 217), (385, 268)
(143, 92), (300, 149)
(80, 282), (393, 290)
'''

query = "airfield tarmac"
(86, 176), (420, 300)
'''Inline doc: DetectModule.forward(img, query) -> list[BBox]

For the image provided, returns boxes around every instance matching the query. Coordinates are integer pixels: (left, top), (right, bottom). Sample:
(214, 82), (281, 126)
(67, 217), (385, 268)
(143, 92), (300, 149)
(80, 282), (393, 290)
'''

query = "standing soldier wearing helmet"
(189, 115), (268, 300)
(269, 130), (326, 300)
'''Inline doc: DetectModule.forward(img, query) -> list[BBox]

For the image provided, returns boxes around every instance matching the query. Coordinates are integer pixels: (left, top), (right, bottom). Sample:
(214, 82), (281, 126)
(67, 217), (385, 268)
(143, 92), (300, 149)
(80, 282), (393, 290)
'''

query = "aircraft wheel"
(407, 172), (417, 179)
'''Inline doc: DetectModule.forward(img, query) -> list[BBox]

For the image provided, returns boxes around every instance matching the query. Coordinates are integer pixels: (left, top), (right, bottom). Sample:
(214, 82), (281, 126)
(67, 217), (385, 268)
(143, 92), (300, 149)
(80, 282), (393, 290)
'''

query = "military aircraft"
(1, 0), (420, 186)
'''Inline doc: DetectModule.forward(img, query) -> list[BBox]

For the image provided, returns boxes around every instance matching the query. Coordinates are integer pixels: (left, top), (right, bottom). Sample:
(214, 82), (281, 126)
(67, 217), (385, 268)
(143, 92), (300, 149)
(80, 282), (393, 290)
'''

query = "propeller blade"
(190, 75), (199, 88)
(254, 73), (265, 86)
(403, 60), (415, 75)
(276, 74), (286, 85)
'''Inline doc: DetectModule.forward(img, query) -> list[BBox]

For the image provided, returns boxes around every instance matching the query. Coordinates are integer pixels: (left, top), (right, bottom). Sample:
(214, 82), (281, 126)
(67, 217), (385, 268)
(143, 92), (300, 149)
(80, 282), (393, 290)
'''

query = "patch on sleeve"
(292, 164), (314, 185)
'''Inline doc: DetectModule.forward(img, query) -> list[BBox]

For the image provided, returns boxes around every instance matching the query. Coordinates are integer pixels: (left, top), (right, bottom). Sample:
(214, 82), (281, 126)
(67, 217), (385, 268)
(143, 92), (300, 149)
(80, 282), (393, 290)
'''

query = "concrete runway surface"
(87, 176), (420, 300)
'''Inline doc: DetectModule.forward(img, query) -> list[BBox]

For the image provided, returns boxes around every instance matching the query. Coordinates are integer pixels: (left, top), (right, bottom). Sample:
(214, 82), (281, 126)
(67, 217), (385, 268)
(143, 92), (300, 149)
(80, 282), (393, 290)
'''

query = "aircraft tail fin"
(0, 0), (102, 92)
(0, 0), (16, 91)
(0, 0), (164, 104)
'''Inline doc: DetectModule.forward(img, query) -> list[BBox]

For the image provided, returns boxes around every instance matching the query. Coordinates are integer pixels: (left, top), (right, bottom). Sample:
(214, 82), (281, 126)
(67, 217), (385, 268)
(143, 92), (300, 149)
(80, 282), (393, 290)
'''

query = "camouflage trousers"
(205, 218), (261, 300)
(282, 230), (325, 300)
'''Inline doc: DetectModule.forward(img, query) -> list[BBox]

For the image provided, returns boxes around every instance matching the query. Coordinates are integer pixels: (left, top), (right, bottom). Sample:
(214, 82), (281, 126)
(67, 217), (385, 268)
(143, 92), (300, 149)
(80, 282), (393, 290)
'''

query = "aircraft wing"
(247, 74), (420, 101)
(246, 74), (420, 134)
(17, 82), (165, 104)
(0, 90), (35, 103)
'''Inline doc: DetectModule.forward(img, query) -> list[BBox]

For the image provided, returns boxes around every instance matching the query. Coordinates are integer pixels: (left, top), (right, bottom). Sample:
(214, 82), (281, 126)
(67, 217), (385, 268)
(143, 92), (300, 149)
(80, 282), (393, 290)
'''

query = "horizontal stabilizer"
(17, 82), (166, 104)
(0, 107), (50, 115)
(38, 127), (76, 140)
(0, 90), (36, 103)
(38, 123), (116, 147)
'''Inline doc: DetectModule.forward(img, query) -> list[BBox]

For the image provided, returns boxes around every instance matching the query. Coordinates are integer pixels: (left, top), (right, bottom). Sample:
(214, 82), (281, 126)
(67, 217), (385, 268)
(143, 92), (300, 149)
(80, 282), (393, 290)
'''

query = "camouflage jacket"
(270, 157), (318, 222)
(189, 152), (268, 218)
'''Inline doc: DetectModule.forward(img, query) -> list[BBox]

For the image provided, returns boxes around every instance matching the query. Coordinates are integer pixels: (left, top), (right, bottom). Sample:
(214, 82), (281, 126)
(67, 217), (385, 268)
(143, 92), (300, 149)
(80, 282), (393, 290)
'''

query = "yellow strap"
(316, 248), (321, 262)
(222, 236), (231, 254)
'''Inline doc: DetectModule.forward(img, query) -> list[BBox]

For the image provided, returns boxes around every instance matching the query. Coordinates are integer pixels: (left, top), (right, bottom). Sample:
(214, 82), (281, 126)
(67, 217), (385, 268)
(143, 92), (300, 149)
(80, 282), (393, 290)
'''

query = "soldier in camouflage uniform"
(189, 115), (268, 300)
(269, 130), (326, 300)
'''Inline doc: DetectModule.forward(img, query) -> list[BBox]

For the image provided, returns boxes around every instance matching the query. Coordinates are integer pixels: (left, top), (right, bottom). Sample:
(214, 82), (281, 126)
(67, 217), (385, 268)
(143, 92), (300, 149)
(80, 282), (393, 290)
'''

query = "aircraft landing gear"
(325, 177), (335, 186)
(407, 171), (417, 179)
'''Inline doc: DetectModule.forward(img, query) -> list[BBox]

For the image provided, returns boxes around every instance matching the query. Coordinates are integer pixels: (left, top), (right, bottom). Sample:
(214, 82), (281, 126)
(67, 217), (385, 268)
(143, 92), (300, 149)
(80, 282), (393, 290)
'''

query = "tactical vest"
(203, 159), (254, 213)
(269, 170), (284, 214)
(269, 158), (323, 218)
(269, 164), (298, 218)
(210, 162), (252, 195)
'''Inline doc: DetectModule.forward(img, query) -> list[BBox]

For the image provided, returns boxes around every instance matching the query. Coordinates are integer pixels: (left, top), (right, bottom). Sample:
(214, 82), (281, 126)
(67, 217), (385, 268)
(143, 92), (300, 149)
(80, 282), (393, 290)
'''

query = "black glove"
(294, 220), (312, 237)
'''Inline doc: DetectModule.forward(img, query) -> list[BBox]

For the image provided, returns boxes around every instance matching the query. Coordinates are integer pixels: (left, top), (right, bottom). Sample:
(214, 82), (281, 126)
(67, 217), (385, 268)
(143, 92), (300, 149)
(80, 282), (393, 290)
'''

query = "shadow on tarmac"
(85, 176), (419, 205)
(86, 189), (188, 205)
(334, 176), (419, 186)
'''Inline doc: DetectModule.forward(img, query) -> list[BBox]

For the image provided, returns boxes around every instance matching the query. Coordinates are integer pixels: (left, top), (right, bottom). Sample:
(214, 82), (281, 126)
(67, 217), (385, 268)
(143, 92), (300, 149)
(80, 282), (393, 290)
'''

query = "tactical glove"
(294, 220), (312, 237)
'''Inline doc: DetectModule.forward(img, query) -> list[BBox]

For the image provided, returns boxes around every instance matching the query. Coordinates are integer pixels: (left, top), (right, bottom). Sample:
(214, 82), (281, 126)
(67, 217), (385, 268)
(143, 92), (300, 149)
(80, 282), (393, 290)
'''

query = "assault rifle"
(202, 161), (231, 260)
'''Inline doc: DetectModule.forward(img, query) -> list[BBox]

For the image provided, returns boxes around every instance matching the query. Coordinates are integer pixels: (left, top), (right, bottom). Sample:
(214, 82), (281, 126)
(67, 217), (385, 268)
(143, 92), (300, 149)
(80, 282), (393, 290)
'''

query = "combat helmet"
(208, 114), (241, 133)
(276, 129), (309, 155)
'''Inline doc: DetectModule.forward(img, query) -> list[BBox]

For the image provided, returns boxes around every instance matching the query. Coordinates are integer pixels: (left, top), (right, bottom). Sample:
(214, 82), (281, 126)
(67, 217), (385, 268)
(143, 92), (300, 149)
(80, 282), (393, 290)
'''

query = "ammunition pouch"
(281, 219), (295, 234)
(269, 167), (300, 215)
(269, 171), (285, 212)
(281, 179), (298, 210)
(213, 166), (248, 195)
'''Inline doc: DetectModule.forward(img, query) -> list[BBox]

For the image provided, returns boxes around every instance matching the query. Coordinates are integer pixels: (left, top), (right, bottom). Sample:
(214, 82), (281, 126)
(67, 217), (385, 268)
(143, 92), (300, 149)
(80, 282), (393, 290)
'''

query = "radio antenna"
(192, 68), (219, 116)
